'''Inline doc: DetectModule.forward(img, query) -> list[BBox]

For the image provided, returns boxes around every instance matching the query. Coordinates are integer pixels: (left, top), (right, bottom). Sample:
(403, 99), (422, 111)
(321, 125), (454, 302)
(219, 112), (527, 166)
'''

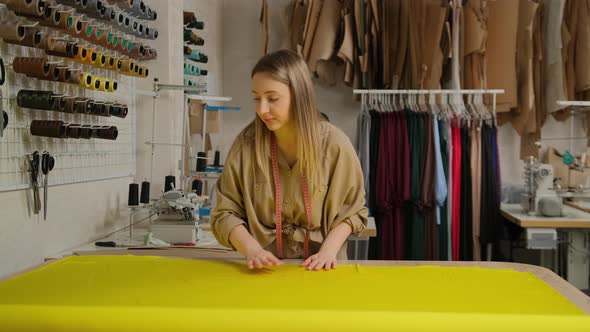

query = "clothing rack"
(353, 89), (505, 116)
(354, 89), (505, 262)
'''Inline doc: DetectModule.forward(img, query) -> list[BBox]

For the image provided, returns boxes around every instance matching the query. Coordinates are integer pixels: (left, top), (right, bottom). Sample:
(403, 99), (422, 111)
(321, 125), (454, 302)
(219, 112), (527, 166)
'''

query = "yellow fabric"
(0, 255), (588, 331)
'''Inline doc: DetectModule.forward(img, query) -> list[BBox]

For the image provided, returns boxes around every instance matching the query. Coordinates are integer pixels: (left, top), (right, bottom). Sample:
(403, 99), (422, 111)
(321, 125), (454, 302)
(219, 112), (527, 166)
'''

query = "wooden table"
(2, 250), (589, 332)
(501, 204), (590, 228)
(501, 203), (590, 290)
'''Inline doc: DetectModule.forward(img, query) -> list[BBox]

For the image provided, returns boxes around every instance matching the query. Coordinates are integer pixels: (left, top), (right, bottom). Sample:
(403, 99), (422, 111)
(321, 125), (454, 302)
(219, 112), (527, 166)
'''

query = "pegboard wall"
(0, 0), (160, 192)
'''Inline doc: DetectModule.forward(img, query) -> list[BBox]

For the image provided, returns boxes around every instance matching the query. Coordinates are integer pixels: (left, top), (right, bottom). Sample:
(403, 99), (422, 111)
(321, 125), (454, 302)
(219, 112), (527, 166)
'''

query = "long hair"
(250, 49), (322, 187)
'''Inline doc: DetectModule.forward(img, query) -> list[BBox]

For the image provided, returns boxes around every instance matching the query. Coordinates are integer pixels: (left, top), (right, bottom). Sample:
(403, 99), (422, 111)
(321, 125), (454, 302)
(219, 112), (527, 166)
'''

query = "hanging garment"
(459, 125), (473, 261)
(422, 114), (437, 260)
(451, 121), (462, 261)
(462, 0), (488, 89)
(487, 0), (519, 113)
(506, 0), (539, 128)
(356, 109), (371, 208)
(420, 1), (449, 89)
(479, 124), (501, 257)
(470, 125), (482, 261)
(433, 115), (448, 261)
(406, 111), (426, 260)
(438, 118), (450, 261)
(446, 119), (453, 260)
(376, 112), (394, 260)
(543, 0), (567, 115)
(307, 0), (342, 78)
(520, 0), (546, 159)
(397, 111), (411, 260)
(368, 110), (382, 260)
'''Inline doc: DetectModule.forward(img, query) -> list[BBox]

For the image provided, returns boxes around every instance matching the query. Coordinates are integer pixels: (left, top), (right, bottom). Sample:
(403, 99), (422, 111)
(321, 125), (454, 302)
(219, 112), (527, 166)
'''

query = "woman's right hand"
(246, 246), (283, 269)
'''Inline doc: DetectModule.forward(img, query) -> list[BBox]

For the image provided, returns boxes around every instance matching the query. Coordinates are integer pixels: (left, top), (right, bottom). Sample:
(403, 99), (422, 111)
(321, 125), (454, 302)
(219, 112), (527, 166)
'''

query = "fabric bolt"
(211, 121), (368, 259)
(460, 126), (473, 261)
(451, 121), (462, 261)
(470, 126), (482, 261)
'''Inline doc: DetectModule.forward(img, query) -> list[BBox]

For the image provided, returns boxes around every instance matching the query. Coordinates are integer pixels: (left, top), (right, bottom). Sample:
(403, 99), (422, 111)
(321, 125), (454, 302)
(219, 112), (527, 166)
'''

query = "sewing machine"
(149, 189), (209, 244)
(521, 158), (563, 217)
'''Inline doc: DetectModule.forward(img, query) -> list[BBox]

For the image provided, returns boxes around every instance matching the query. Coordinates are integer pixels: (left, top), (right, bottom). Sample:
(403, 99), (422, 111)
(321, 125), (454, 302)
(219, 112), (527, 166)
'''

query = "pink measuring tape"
(270, 135), (312, 259)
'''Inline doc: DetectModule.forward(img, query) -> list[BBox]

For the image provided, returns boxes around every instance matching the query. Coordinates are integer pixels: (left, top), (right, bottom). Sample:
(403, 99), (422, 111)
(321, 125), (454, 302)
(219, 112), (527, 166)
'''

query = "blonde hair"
(250, 49), (322, 187)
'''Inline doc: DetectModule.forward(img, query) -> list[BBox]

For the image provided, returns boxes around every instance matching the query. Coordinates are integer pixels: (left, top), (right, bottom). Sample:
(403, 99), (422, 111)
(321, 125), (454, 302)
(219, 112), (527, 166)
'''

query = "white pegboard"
(0, 19), (138, 192)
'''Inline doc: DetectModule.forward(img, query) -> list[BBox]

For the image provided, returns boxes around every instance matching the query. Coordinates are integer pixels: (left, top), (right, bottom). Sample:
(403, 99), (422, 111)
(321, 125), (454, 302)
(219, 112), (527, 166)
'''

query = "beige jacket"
(211, 121), (368, 259)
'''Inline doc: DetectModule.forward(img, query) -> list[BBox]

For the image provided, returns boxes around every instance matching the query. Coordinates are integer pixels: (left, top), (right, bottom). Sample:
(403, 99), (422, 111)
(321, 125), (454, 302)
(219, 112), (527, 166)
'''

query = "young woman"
(211, 49), (367, 270)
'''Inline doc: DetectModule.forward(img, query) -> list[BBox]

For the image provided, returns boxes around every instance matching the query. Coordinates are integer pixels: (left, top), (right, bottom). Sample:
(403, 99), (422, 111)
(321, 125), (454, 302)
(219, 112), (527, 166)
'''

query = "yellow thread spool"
(90, 76), (102, 91)
(94, 52), (107, 67)
(104, 55), (113, 69)
(119, 59), (134, 74)
(107, 80), (118, 92)
(98, 79), (110, 92)
(80, 73), (93, 89)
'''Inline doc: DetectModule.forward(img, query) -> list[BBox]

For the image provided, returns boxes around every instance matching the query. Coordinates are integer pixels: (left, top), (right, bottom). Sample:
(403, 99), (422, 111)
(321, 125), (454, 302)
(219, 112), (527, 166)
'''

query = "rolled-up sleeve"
(210, 142), (247, 249)
(323, 129), (369, 237)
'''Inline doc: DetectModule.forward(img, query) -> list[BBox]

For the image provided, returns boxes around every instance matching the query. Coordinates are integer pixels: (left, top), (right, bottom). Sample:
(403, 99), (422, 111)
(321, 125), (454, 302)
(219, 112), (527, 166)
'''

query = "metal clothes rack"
(353, 89), (505, 116)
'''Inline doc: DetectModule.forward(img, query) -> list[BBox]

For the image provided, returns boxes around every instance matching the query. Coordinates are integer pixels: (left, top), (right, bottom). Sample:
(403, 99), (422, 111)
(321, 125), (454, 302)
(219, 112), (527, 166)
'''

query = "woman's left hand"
(302, 249), (337, 271)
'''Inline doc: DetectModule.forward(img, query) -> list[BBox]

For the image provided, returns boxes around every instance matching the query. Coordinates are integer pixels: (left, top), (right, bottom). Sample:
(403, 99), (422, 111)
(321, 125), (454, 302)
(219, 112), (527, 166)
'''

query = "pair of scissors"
(42, 151), (55, 220)
(29, 152), (40, 215)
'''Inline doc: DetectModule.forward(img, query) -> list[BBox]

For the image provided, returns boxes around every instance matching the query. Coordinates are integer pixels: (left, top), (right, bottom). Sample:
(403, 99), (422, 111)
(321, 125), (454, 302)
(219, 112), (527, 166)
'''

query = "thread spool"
(192, 178), (203, 195)
(107, 80), (117, 92)
(42, 5), (61, 26)
(164, 175), (175, 192)
(119, 59), (134, 73)
(76, 45), (86, 62)
(105, 6), (117, 22)
(74, 97), (93, 113)
(52, 95), (66, 112)
(63, 97), (76, 113)
(90, 76), (101, 90)
(81, 73), (93, 88)
(110, 104), (128, 118)
(213, 150), (220, 167)
(66, 124), (82, 138)
(65, 42), (79, 58)
(140, 181), (150, 204)
(54, 66), (71, 82)
(196, 152), (207, 171)
(17, 90), (54, 110)
(94, 52), (106, 67)
(83, 48), (96, 64)
(0, 20), (25, 41)
(128, 183), (139, 206)
(30, 120), (67, 138)
(98, 79), (110, 92)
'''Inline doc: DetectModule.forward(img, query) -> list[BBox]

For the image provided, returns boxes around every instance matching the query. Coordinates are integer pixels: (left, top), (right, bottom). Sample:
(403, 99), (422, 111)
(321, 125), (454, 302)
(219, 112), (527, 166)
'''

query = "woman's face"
(252, 72), (292, 132)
